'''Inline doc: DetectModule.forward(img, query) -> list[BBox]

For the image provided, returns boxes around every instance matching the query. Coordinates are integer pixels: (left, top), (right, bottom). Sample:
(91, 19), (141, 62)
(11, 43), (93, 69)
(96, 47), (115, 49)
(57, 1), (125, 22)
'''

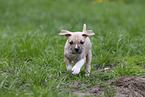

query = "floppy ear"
(86, 30), (95, 35)
(82, 30), (95, 38)
(59, 30), (72, 38)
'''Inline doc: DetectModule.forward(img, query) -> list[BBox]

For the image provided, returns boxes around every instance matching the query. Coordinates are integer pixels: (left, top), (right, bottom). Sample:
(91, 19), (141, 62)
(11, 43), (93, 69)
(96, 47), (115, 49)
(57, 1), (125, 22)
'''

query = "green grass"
(0, 0), (145, 96)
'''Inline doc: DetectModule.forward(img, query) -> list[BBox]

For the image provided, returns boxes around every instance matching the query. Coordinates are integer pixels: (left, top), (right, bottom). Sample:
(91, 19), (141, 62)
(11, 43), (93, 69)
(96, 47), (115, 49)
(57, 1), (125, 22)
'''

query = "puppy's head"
(59, 24), (95, 54)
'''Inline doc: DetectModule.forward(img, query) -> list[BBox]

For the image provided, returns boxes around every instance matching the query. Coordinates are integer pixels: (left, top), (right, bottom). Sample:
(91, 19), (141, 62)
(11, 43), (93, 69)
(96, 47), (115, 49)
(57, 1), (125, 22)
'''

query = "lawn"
(0, 0), (145, 96)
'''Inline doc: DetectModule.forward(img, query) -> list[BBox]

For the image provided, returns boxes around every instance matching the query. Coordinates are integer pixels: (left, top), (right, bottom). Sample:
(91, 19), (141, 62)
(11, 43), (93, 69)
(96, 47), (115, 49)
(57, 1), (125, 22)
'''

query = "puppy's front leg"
(64, 56), (72, 72)
(85, 50), (92, 76)
(72, 58), (86, 75)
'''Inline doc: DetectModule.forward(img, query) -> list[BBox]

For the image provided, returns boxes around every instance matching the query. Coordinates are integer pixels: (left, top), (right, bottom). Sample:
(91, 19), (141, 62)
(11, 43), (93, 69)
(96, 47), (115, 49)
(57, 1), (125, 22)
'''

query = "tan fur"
(59, 24), (95, 76)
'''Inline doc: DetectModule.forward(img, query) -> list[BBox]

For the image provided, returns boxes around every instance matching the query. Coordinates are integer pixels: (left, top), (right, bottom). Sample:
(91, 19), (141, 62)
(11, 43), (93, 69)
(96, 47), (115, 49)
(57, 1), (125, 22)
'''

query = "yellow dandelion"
(104, 0), (109, 3)
(97, 0), (103, 3)
(119, 0), (124, 4)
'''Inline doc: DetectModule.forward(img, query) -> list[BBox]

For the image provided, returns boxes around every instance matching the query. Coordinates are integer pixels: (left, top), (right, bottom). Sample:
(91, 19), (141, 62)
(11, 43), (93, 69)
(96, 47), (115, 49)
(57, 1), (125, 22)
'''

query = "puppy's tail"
(83, 24), (86, 32)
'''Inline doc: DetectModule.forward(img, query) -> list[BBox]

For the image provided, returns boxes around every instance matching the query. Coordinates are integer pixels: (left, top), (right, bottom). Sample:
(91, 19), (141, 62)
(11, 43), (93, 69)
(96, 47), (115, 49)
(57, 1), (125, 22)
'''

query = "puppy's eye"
(80, 41), (84, 45)
(69, 41), (73, 45)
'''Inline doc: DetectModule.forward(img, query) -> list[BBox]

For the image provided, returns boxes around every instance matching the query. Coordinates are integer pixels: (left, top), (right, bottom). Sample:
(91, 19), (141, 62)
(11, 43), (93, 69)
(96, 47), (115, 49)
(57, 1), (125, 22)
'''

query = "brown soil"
(72, 76), (145, 97)
(109, 76), (145, 97)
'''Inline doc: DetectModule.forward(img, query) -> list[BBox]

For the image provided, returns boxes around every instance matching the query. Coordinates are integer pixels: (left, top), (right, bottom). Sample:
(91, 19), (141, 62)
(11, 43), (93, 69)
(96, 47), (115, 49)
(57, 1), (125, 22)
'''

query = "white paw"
(72, 66), (80, 75)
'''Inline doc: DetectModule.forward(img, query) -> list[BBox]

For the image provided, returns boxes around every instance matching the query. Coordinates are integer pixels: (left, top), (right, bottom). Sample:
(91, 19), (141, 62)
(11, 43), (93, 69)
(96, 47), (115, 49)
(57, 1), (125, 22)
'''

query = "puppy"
(59, 24), (95, 76)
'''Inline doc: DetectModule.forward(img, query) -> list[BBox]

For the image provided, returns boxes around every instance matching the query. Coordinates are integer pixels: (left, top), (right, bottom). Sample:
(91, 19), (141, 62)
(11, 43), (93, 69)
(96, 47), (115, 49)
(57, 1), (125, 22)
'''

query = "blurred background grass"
(93, 0), (145, 4)
(0, 0), (145, 96)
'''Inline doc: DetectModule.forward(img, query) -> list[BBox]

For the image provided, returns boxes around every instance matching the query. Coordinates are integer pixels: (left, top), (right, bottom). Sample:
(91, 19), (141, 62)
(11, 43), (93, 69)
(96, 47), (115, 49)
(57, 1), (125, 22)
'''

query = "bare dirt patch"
(109, 76), (145, 97)
(72, 76), (145, 97)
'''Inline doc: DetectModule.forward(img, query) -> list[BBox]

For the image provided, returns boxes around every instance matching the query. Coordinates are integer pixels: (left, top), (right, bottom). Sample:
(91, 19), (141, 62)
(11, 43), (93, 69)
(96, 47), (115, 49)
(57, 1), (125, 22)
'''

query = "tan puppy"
(59, 24), (95, 76)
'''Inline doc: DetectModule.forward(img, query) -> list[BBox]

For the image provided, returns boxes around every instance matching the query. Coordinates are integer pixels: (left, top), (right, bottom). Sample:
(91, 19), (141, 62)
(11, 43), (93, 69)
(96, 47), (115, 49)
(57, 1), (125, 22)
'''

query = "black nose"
(74, 47), (79, 52)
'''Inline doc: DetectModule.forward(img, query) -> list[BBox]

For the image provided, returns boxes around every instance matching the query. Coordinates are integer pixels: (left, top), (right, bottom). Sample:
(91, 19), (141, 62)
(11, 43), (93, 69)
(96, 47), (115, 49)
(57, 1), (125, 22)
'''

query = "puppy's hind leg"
(64, 57), (72, 72)
(85, 50), (92, 76)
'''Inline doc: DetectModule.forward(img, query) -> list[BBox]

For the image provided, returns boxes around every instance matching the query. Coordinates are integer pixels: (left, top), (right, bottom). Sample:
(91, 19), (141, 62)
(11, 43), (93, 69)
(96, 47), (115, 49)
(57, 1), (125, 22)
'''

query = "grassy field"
(0, 0), (145, 96)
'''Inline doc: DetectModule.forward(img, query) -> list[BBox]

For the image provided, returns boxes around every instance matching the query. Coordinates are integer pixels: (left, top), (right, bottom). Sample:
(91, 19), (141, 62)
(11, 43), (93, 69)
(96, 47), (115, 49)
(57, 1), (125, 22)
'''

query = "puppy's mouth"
(72, 50), (82, 54)
(72, 52), (82, 54)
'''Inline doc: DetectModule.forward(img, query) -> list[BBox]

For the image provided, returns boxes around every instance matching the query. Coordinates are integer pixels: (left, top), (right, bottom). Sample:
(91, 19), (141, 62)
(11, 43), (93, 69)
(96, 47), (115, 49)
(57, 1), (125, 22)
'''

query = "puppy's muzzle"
(72, 45), (82, 54)
(74, 47), (80, 52)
